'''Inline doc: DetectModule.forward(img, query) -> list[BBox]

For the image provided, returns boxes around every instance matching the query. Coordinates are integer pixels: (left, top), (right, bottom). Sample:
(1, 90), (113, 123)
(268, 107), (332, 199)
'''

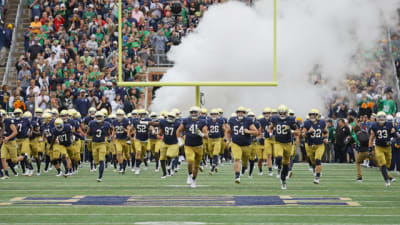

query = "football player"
(217, 108), (228, 164)
(27, 111), (42, 176)
(159, 112), (181, 178)
(0, 110), (20, 179)
(369, 111), (397, 187)
(269, 105), (299, 190)
(207, 109), (224, 175)
(112, 109), (131, 174)
(256, 115), (266, 175)
(225, 107), (258, 183)
(148, 112), (161, 172)
(247, 111), (259, 178)
(41, 112), (53, 173)
(131, 109), (152, 174)
(176, 106), (208, 188)
(302, 109), (328, 184)
(259, 108), (273, 176)
(87, 111), (112, 182)
(49, 118), (74, 177)
(199, 108), (209, 171)
(14, 108), (33, 176)
(84, 107), (97, 172)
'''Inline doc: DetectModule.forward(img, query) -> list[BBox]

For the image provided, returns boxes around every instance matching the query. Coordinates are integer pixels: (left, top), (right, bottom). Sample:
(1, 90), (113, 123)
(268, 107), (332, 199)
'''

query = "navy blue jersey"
(72, 118), (83, 140)
(207, 118), (224, 139)
(42, 123), (53, 143)
(4, 118), (16, 141)
(228, 117), (254, 146)
(15, 118), (31, 139)
(303, 120), (326, 145)
(133, 118), (152, 141)
(252, 120), (261, 142)
(149, 124), (160, 140)
(371, 122), (394, 147)
(182, 117), (207, 146)
(83, 116), (94, 132)
(259, 117), (272, 139)
(32, 116), (42, 126)
(104, 118), (112, 125)
(113, 118), (131, 140)
(159, 119), (181, 145)
(52, 124), (72, 147)
(30, 120), (41, 139)
(219, 117), (227, 137)
(271, 116), (297, 143)
(89, 121), (111, 143)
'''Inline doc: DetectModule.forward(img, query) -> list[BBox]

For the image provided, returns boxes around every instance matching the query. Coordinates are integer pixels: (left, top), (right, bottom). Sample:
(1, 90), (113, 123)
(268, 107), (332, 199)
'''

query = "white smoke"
(150, 0), (400, 117)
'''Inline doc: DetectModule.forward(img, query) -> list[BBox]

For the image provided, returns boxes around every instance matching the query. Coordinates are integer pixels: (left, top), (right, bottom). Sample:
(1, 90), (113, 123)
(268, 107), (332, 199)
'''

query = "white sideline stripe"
(0, 206), (398, 209)
(0, 213), (398, 217)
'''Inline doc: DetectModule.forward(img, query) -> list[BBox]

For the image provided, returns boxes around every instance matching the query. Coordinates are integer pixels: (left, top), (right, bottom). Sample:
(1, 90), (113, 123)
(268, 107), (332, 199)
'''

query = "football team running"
(0, 105), (396, 189)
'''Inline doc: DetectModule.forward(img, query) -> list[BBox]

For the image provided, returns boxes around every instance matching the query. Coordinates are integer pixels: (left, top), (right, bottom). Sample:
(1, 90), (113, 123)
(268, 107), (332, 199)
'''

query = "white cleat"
(258, 172), (263, 176)
(161, 175), (167, 179)
(97, 178), (102, 182)
(29, 170), (34, 176)
(190, 179), (197, 188)
(135, 169), (140, 175)
(314, 178), (320, 184)
(36, 172), (41, 176)
(14, 173), (18, 177)
(23, 172), (29, 176)
(1, 176), (9, 180)
(90, 169), (94, 172)
(235, 177), (241, 184)
(187, 175), (193, 185)
(390, 178), (396, 183)
(385, 180), (391, 187)
(131, 168), (135, 172)
(170, 170), (175, 176)
(281, 181), (287, 190)
(268, 171), (273, 176)
(43, 170), (48, 173)
(155, 168), (159, 173)
(56, 172), (63, 177)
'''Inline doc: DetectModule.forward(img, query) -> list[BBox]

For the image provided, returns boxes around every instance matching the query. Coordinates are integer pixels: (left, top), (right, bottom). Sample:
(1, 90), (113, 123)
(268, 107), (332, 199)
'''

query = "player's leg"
(159, 143), (168, 178)
(155, 140), (161, 172)
(134, 140), (142, 173)
(385, 148), (395, 182)
(141, 142), (148, 170)
(184, 146), (195, 185)
(230, 143), (243, 183)
(375, 146), (390, 186)
(313, 144), (325, 184)
(280, 143), (291, 190)
(190, 146), (203, 188)
(264, 139), (273, 176)
(274, 142), (284, 178)
(97, 143), (106, 182)
(115, 140), (124, 173)
(1, 142), (17, 179)
(248, 144), (256, 178)
(31, 140), (41, 176)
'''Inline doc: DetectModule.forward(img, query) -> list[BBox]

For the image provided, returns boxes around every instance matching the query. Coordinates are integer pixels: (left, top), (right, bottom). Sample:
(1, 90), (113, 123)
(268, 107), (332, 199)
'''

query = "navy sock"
(123, 160), (127, 170)
(7, 160), (17, 175)
(381, 165), (389, 181)
(5, 170), (9, 176)
(268, 167), (272, 172)
(276, 157), (282, 170)
(21, 161), (26, 173)
(235, 172), (240, 179)
(249, 160), (255, 176)
(136, 159), (141, 168)
(281, 164), (289, 181)
(213, 155), (218, 166)
(241, 166), (247, 174)
(316, 173), (320, 178)
(161, 160), (167, 176)
(99, 161), (104, 179)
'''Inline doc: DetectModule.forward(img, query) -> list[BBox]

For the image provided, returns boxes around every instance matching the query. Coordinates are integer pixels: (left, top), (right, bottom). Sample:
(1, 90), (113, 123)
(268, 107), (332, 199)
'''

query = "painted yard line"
(1, 189), (399, 193)
(1, 205), (399, 209)
(0, 223), (399, 225)
(0, 214), (399, 217)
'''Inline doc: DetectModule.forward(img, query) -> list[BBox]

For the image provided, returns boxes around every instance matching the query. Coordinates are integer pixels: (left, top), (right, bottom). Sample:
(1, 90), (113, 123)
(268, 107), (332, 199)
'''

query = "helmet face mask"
(309, 113), (317, 122)
(167, 115), (176, 123)
(263, 112), (270, 119)
(211, 113), (218, 121)
(378, 115), (385, 124)
(190, 110), (199, 120)
(279, 112), (287, 120)
(56, 124), (63, 131)
(95, 115), (104, 123)
(14, 112), (22, 119)
(117, 114), (124, 121)
(139, 113), (147, 121)
(236, 111), (245, 120)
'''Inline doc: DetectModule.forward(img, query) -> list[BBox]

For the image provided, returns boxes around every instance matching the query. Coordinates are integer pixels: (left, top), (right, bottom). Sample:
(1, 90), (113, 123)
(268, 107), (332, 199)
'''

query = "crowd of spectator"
(0, 0), (229, 117)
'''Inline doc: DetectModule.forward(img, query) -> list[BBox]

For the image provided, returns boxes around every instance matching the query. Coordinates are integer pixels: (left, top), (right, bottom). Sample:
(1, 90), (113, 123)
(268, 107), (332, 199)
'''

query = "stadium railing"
(2, 0), (22, 85)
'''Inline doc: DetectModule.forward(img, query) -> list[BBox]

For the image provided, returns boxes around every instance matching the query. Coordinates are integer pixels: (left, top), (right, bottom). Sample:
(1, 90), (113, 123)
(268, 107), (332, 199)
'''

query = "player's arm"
(4, 124), (17, 143)
(202, 125), (208, 139)
(368, 129), (375, 148)
(225, 125), (232, 145)
(245, 124), (258, 136)
(323, 126), (329, 144)
(176, 124), (184, 139)
(268, 123), (274, 136)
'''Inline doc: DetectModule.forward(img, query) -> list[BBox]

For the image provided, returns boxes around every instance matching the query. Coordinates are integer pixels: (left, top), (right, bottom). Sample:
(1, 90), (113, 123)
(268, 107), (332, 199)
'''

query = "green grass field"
(0, 162), (399, 225)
